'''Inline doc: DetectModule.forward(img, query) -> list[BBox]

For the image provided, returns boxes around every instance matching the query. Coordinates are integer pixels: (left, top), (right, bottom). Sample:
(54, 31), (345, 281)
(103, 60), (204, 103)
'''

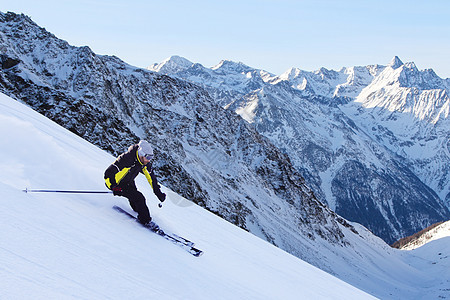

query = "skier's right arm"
(104, 163), (121, 189)
(104, 147), (134, 189)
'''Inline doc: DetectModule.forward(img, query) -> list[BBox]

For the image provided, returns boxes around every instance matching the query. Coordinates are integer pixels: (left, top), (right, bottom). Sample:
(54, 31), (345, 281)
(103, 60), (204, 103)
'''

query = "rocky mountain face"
(149, 55), (450, 244)
(0, 12), (359, 267)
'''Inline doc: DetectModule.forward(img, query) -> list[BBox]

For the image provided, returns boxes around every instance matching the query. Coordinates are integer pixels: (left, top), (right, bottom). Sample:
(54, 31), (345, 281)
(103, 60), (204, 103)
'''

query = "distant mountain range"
(149, 55), (450, 244)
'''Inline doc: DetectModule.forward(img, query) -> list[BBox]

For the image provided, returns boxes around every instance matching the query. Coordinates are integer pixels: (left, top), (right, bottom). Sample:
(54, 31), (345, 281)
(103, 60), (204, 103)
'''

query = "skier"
(104, 140), (166, 228)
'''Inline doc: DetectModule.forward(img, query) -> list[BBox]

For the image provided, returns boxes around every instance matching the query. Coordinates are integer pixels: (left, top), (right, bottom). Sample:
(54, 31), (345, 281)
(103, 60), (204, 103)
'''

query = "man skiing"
(104, 140), (166, 228)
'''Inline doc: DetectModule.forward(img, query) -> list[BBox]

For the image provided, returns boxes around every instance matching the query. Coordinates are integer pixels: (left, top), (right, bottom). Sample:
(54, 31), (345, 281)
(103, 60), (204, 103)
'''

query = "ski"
(113, 206), (203, 257)
(113, 205), (194, 247)
(171, 233), (195, 247)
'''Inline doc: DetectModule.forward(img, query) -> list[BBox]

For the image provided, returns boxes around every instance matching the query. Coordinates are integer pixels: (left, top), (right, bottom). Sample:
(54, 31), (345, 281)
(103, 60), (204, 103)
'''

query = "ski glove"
(158, 193), (166, 202)
(112, 186), (123, 196)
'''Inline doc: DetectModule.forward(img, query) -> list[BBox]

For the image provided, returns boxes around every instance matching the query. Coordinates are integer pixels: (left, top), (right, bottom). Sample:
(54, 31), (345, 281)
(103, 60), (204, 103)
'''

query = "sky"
(2, 0), (450, 78)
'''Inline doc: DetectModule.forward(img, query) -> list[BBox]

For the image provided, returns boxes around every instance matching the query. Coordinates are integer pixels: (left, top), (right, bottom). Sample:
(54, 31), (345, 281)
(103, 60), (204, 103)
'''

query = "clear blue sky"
(2, 0), (450, 78)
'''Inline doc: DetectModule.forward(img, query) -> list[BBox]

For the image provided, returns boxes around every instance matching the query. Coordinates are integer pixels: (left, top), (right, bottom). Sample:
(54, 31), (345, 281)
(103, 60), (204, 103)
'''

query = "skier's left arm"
(142, 166), (166, 202)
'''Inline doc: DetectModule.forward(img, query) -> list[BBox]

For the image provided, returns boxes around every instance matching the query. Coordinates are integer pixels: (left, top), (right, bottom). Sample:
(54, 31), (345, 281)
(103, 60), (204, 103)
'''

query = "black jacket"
(104, 144), (165, 200)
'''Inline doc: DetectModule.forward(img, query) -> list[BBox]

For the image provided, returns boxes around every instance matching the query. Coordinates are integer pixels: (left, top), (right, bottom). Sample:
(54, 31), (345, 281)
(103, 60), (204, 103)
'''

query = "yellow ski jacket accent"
(104, 144), (164, 200)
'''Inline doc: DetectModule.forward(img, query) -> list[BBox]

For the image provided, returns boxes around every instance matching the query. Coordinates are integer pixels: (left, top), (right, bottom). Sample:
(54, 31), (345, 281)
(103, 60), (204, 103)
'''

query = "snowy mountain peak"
(279, 67), (302, 81)
(148, 55), (194, 74)
(315, 67), (340, 80)
(356, 56), (450, 123)
(211, 59), (254, 74)
(388, 56), (404, 69)
(403, 61), (419, 72)
(0, 11), (31, 25)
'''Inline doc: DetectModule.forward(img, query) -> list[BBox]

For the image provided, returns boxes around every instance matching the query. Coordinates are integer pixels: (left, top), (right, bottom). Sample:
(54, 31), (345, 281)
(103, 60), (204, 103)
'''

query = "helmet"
(138, 140), (154, 160)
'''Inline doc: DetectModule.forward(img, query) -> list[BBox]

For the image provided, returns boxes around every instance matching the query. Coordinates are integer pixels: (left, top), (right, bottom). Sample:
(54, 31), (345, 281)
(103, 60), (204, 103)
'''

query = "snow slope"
(397, 225), (450, 298)
(0, 93), (373, 299)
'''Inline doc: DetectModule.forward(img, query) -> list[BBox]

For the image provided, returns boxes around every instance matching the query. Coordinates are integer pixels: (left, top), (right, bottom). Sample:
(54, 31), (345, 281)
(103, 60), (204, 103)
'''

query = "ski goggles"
(144, 153), (154, 160)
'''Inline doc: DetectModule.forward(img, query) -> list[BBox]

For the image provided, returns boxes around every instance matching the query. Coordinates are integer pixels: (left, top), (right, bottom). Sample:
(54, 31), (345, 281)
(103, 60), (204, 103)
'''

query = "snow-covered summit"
(147, 56), (277, 101)
(148, 55), (194, 74)
(211, 59), (256, 74)
(275, 63), (385, 99)
(388, 55), (404, 69)
(355, 60), (449, 123)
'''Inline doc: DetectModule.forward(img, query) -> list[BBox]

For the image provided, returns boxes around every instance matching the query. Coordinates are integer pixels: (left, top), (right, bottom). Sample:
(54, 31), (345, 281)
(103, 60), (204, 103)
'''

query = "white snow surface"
(0, 93), (373, 299)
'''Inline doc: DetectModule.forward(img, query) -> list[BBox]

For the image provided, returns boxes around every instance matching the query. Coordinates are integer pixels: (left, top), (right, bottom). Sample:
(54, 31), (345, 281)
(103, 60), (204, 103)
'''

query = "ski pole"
(23, 188), (113, 194)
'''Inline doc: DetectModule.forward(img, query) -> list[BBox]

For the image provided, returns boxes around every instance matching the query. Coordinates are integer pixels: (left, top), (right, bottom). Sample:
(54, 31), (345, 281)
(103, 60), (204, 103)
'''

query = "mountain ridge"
(148, 54), (450, 243)
(392, 220), (450, 249)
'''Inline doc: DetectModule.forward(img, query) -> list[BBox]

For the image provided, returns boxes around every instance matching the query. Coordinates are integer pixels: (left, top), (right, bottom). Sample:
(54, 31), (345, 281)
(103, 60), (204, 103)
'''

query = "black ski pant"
(122, 182), (151, 224)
